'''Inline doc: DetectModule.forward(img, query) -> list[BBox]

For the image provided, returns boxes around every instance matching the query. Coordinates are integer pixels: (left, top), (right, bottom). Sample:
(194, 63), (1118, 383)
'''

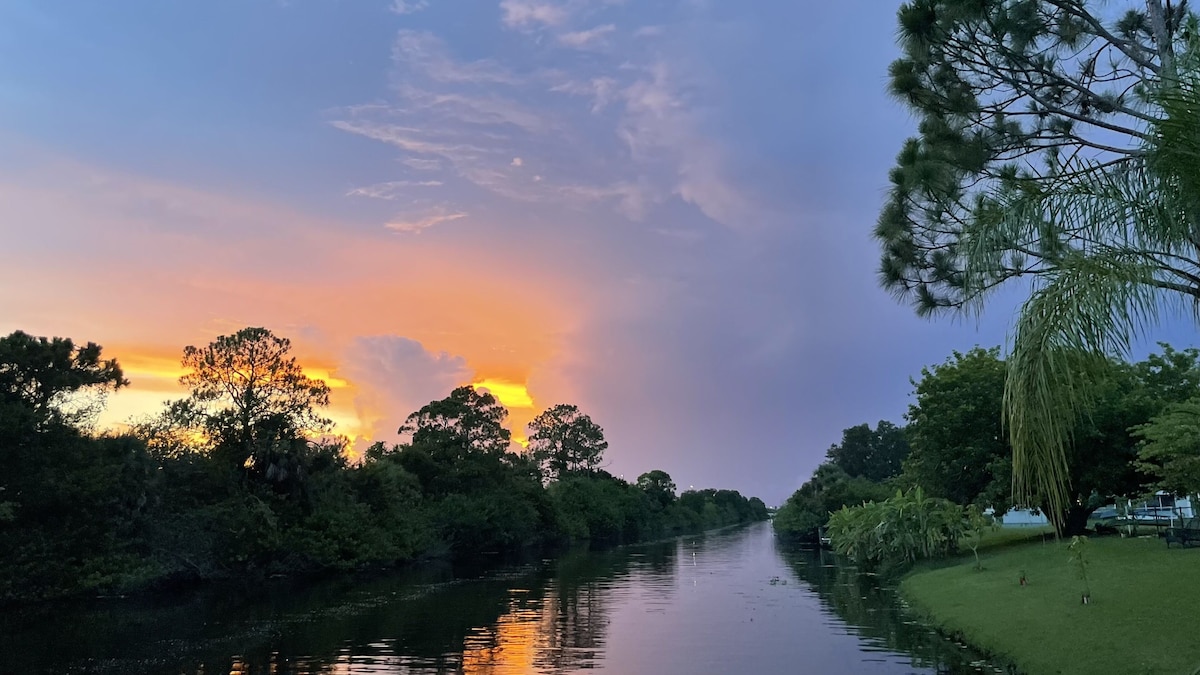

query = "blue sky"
(6, 0), (1178, 505)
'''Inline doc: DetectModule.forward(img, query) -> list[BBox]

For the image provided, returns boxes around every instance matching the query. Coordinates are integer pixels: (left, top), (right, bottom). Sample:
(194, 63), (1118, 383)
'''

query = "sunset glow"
(0, 0), (1024, 504)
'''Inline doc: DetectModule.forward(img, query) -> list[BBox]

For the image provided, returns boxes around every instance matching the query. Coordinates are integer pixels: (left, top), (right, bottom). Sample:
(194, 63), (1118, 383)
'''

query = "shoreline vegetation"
(899, 532), (1200, 675)
(0, 327), (768, 604)
(772, 339), (1200, 673)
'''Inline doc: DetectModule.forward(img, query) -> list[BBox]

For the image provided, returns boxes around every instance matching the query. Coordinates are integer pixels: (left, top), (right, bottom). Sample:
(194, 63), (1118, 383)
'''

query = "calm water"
(1, 522), (1005, 674)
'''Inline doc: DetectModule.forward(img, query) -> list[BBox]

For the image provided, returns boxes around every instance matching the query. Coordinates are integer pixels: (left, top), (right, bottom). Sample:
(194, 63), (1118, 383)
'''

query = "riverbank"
(900, 533), (1200, 675)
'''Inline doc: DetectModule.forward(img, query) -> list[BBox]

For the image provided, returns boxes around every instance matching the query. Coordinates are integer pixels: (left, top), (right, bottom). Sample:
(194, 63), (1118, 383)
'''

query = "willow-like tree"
(876, 0), (1200, 527)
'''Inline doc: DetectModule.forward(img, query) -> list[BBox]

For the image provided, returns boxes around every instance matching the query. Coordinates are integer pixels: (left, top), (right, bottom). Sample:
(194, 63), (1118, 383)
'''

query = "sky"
(0, 0), (1134, 505)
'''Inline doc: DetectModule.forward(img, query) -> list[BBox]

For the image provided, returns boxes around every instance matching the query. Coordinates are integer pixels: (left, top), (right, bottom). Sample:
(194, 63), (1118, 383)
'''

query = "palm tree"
(957, 51), (1200, 532)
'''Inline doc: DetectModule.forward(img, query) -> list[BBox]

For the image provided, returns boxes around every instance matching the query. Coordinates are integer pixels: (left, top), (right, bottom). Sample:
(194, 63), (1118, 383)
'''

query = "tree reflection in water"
(2, 527), (1006, 674)
(777, 545), (1012, 675)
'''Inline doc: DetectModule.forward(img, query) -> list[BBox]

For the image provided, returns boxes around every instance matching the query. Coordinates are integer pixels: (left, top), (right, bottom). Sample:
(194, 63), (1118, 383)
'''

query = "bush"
(826, 488), (969, 569)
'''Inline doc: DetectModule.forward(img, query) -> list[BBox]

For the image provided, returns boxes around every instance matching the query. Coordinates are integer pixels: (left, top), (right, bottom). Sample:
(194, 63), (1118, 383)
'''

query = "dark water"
(1, 522), (1004, 674)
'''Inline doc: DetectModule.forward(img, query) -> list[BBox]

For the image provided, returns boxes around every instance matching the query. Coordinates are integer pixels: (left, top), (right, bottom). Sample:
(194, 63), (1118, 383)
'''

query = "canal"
(1, 521), (1004, 673)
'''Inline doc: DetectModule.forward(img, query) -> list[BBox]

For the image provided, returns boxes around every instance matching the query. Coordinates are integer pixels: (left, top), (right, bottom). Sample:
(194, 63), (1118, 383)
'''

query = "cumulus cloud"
(339, 336), (472, 445)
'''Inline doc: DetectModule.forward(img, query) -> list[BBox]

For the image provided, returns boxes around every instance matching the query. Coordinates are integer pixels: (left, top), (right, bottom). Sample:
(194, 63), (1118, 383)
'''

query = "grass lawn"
(976, 526), (1054, 549)
(901, 534), (1200, 675)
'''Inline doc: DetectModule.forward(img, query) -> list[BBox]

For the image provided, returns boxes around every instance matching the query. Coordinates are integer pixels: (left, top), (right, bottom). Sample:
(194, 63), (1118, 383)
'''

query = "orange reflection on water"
(456, 584), (606, 675)
(460, 607), (541, 674)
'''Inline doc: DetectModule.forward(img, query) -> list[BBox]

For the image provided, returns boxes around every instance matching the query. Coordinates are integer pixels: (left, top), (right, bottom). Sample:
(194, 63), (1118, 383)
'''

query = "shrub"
(826, 487), (968, 569)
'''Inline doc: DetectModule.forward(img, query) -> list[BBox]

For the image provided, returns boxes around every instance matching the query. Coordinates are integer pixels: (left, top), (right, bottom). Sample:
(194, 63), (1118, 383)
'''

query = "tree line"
(775, 344), (1200, 542)
(0, 327), (767, 602)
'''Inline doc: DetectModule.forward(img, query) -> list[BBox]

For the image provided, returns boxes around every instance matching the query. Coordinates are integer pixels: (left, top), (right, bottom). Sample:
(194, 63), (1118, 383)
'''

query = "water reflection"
(2, 523), (1004, 674)
(776, 546), (1010, 674)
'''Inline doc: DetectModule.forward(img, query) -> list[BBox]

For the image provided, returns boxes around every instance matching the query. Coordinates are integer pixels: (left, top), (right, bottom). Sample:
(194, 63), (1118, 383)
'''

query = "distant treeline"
(0, 327), (767, 602)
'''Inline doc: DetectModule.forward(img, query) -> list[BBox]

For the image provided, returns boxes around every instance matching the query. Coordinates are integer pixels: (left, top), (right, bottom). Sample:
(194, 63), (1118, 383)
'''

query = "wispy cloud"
(393, 30), (519, 85)
(330, 1), (757, 230)
(653, 227), (706, 243)
(558, 23), (616, 48)
(403, 157), (443, 171)
(499, 0), (569, 28)
(385, 207), (467, 233)
(390, 0), (429, 14)
(347, 180), (443, 200)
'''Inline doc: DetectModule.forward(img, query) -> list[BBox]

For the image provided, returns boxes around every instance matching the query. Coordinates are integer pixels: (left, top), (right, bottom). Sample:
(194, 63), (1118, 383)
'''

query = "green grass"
(902, 534), (1200, 675)
(978, 526), (1054, 549)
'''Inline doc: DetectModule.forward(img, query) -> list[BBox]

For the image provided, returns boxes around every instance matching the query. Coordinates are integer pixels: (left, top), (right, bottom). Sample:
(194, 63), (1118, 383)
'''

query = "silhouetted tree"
(636, 470), (677, 508)
(0, 330), (127, 429)
(164, 327), (334, 492)
(400, 385), (512, 458)
(528, 403), (607, 480)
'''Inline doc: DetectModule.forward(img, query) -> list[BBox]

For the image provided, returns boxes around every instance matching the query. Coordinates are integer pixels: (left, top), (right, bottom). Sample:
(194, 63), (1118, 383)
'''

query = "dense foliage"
(772, 464), (891, 543)
(776, 344), (1200, 543)
(903, 348), (1011, 510)
(0, 328), (768, 603)
(774, 420), (911, 543)
(824, 421), (909, 483)
(900, 345), (1200, 534)
(825, 489), (985, 570)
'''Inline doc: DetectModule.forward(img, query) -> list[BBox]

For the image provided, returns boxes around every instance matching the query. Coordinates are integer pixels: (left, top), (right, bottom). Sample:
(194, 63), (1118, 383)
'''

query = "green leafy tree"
(636, 469), (677, 508)
(961, 506), (997, 571)
(826, 420), (910, 482)
(1133, 345), (1200, 404)
(1127, 346), (1200, 499)
(1068, 535), (1093, 603)
(903, 346), (1179, 533)
(903, 348), (1013, 510)
(527, 403), (608, 480)
(1135, 400), (1200, 497)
